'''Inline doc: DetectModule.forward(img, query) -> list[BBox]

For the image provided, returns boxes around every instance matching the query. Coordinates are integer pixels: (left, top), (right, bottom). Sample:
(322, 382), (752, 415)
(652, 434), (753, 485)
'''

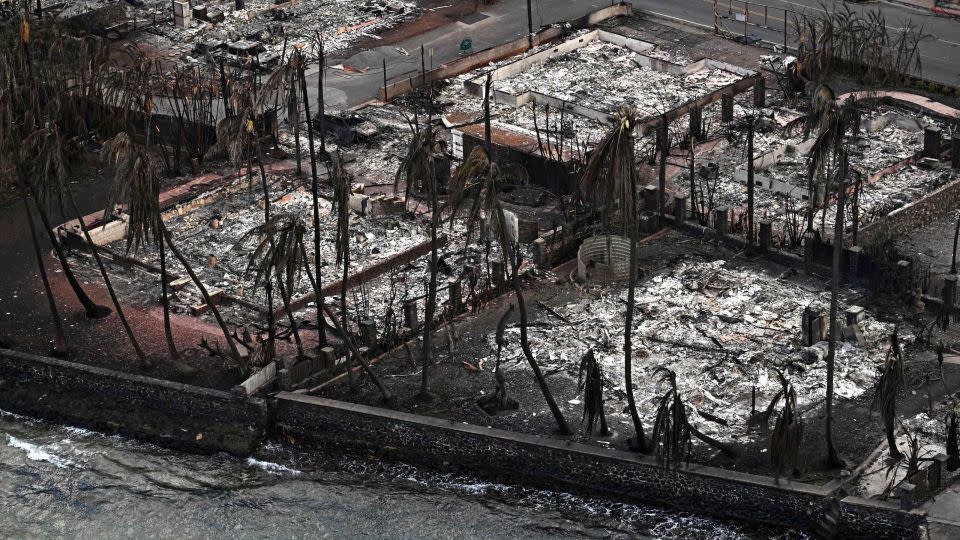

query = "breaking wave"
(6, 435), (74, 469)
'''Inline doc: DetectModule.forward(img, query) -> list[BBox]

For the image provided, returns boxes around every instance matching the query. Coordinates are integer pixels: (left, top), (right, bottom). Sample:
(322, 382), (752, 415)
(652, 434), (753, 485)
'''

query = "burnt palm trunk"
(19, 172), (67, 356)
(341, 233), (356, 390)
(419, 206), (440, 399)
(275, 271), (305, 359)
(747, 120), (755, 246)
(26, 186), (110, 319)
(624, 164), (648, 451)
(158, 234), (181, 361)
(951, 211), (960, 275)
(658, 118), (667, 224)
(252, 145), (276, 359)
(162, 224), (242, 362)
(298, 55), (327, 347)
(825, 150), (847, 469)
(63, 189), (152, 369)
(502, 224), (571, 435)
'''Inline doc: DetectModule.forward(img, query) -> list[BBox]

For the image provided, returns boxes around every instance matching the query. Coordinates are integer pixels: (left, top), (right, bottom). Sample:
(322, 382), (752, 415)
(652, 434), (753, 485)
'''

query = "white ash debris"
(491, 40), (742, 118)
(487, 255), (906, 442)
(135, 0), (416, 56)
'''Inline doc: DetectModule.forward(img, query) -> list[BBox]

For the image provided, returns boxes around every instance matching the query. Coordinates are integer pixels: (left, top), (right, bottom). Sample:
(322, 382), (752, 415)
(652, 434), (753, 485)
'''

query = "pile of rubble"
(488, 254), (903, 442)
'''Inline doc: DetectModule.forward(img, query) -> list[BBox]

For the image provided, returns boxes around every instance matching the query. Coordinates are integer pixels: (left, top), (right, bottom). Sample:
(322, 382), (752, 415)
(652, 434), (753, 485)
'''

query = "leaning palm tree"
(448, 145), (571, 436)
(394, 116), (441, 400)
(24, 123), (153, 370)
(101, 132), (244, 367)
(580, 108), (647, 451)
(871, 327), (906, 460)
(237, 213), (308, 361)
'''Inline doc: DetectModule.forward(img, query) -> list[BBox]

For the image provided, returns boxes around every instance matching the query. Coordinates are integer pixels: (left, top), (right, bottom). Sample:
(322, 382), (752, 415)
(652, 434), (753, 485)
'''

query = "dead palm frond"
(101, 132), (162, 253)
(871, 327), (906, 460)
(770, 369), (804, 478)
(578, 349), (610, 437)
(580, 108), (639, 234)
(393, 116), (439, 206)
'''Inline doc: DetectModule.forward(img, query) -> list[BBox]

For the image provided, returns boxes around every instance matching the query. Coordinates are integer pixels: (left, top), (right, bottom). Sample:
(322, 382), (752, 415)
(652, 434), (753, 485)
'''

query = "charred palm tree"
(477, 304), (519, 414)
(947, 412), (959, 471)
(101, 132), (243, 368)
(395, 117), (441, 399)
(578, 349), (610, 437)
(448, 146), (571, 435)
(871, 328), (906, 460)
(580, 108), (648, 451)
(770, 369), (804, 479)
(651, 367), (737, 470)
(237, 213), (308, 360)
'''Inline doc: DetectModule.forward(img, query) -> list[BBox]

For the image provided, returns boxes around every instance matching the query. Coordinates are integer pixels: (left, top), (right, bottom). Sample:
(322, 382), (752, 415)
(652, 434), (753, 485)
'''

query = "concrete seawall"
(273, 393), (925, 538)
(0, 349), (267, 456)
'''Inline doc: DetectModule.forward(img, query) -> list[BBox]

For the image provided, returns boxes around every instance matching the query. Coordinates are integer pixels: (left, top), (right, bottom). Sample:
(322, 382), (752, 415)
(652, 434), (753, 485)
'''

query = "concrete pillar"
(447, 278), (462, 315)
(320, 346), (337, 370)
(753, 77), (766, 108)
(943, 274), (957, 309)
(924, 126), (942, 159)
(847, 245), (862, 278)
(403, 300), (419, 332)
(721, 93), (734, 123)
(715, 207), (729, 235)
(532, 238), (547, 269)
(952, 136), (960, 169)
(518, 217), (539, 244)
(931, 455), (949, 489)
(673, 196), (687, 224)
(638, 212), (658, 234)
(173, 0), (191, 28)
(898, 483), (916, 510)
(491, 259), (506, 292)
(643, 185), (658, 211)
(688, 106), (702, 141)
(359, 318), (378, 351)
(758, 220), (772, 252)
(803, 231), (819, 273)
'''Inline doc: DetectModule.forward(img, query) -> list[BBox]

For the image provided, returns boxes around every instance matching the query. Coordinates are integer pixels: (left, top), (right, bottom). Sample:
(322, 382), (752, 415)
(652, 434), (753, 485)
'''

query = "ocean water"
(0, 409), (807, 539)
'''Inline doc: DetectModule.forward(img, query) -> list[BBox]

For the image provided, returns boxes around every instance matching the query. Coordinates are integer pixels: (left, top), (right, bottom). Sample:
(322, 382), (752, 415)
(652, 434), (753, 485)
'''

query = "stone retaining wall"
(274, 393), (924, 537)
(858, 174), (960, 248)
(0, 349), (267, 455)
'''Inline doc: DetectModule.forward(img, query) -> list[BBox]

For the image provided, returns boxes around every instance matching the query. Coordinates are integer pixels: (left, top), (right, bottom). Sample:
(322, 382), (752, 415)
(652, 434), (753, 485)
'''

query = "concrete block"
(447, 278), (462, 314)
(643, 185), (658, 212)
(846, 245), (862, 278)
(190, 302), (209, 316)
(359, 318), (377, 351)
(721, 93), (734, 122)
(842, 323), (865, 346)
(88, 217), (129, 246)
(349, 194), (369, 216)
(170, 277), (191, 291)
(845, 305), (865, 326)
(320, 346), (337, 370)
(688, 106), (702, 140)
(715, 207), (729, 235)
(532, 238), (547, 269)
(673, 196), (687, 223)
(924, 126), (942, 159)
(931, 454), (948, 489)
(370, 195), (405, 217)
(172, 0), (190, 17)
(759, 220), (772, 252)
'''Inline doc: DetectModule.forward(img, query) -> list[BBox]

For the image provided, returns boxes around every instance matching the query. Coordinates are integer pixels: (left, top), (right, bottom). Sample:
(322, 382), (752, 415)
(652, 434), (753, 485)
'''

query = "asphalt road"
(314, 0), (960, 111)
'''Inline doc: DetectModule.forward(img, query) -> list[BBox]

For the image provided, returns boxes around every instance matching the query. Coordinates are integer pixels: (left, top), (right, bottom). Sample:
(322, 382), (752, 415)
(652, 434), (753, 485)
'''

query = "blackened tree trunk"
(162, 225), (242, 362)
(419, 196), (440, 400)
(746, 120), (755, 246)
(825, 150), (848, 469)
(624, 162), (648, 451)
(658, 118), (667, 224)
(299, 51), (327, 347)
(158, 234), (181, 362)
(19, 174), (67, 356)
(952, 211), (960, 275)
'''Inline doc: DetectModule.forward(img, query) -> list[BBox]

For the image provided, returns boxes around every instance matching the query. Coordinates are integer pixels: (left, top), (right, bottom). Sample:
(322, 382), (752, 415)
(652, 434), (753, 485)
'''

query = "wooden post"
(382, 59), (387, 102)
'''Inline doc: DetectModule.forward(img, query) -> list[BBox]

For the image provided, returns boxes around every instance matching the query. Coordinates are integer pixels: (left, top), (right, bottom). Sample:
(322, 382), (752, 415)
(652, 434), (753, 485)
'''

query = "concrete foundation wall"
(0, 349), (267, 455)
(273, 393), (924, 537)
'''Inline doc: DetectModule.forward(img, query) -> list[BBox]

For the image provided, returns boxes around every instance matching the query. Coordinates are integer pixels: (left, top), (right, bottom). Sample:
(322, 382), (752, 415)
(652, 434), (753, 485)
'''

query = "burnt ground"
(0, 153), (263, 391)
(895, 211), (960, 277)
(314, 228), (960, 485)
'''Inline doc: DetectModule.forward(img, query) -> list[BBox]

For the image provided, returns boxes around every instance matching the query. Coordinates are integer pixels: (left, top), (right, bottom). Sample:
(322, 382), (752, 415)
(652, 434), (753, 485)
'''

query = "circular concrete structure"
(577, 235), (631, 282)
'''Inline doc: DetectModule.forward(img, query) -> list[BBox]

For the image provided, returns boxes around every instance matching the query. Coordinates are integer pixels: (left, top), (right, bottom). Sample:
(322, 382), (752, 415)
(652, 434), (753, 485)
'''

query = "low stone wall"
(0, 349), (267, 455)
(858, 174), (960, 248)
(273, 393), (925, 536)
